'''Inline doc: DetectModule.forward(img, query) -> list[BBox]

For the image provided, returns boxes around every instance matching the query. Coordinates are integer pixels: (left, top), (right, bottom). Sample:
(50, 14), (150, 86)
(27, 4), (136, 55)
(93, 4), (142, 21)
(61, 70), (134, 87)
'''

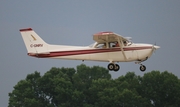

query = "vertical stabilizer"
(19, 28), (49, 54)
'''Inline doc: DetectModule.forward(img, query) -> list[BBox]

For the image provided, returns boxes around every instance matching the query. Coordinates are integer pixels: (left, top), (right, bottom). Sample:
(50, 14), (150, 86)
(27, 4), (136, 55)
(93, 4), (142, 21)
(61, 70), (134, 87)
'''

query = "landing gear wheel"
(114, 64), (120, 72)
(107, 63), (115, 71)
(140, 65), (146, 72)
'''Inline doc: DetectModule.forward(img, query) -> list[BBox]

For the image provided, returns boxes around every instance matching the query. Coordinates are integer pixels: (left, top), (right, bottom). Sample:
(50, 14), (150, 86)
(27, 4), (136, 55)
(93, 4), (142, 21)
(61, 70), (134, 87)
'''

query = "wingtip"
(19, 28), (33, 32)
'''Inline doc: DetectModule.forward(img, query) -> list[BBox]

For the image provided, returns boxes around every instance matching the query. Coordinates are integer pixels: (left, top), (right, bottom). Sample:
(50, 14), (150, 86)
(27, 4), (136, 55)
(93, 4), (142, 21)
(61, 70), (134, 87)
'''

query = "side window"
(96, 43), (106, 48)
(109, 42), (115, 48)
(109, 42), (119, 48)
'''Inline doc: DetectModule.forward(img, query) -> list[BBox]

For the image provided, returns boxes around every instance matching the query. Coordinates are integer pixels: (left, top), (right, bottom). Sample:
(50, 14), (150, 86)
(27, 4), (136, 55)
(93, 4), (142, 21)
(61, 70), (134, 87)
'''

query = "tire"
(140, 65), (146, 72)
(107, 63), (115, 71)
(114, 64), (120, 72)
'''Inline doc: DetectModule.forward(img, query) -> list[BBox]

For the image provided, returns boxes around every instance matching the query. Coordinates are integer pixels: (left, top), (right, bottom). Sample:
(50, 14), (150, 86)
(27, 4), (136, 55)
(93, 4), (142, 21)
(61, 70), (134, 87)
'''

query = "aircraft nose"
(154, 45), (160, 49)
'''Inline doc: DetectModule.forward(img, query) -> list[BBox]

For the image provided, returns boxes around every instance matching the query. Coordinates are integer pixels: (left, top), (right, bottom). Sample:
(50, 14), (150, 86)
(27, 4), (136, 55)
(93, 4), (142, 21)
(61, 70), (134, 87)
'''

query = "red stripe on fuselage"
(28, 46), (152, 58)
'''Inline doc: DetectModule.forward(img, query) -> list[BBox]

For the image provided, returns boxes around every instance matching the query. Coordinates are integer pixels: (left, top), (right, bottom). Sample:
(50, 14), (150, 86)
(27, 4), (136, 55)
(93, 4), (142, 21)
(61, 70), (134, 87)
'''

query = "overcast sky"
(1, 1), (180, 106)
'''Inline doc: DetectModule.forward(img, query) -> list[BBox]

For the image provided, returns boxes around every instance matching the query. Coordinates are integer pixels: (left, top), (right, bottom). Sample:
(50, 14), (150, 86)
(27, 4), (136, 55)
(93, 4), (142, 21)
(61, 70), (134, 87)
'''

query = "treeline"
(9, 64), (180, 107)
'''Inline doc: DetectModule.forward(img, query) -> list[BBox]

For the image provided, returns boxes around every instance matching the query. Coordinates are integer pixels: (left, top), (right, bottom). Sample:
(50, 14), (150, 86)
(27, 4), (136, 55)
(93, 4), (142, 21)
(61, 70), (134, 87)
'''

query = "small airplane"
(20, 28), (160, 72)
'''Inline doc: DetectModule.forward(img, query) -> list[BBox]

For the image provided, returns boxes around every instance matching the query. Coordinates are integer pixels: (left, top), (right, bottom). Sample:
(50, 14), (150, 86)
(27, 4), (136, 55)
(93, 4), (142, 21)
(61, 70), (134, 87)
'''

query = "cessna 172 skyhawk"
(20, 28), (160, 72)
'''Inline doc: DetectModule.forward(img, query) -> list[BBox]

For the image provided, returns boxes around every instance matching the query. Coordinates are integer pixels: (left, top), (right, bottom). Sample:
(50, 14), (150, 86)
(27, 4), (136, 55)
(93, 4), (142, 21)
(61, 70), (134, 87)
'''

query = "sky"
(0, 0), (180, 106)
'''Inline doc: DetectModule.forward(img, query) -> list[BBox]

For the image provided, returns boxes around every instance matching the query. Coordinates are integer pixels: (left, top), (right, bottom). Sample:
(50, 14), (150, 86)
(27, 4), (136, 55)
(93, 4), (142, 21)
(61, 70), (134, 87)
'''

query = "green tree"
(72, 64), (111, 106)
(87, 72), (150, 107)
(8, 64), (111, 107)
(8, 65), (180, 107)
(114, 72), (151, 107)
(139, 71), (180, 107)
(8, 72), (50, 107)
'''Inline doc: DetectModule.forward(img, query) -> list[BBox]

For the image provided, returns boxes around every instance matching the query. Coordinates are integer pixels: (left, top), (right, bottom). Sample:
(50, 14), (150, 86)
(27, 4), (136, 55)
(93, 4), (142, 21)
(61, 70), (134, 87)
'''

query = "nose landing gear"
(135, 61), (146, 72)
(139, 64), (146, 72)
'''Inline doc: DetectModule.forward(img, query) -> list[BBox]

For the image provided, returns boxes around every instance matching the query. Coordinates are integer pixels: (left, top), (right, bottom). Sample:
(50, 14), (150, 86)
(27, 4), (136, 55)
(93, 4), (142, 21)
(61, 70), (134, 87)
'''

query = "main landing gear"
(107, 63), (120, 72)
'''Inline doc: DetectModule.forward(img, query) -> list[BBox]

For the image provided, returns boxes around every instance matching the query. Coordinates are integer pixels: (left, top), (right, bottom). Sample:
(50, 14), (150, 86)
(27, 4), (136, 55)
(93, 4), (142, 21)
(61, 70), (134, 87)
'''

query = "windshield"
(88, 42), (96, 48)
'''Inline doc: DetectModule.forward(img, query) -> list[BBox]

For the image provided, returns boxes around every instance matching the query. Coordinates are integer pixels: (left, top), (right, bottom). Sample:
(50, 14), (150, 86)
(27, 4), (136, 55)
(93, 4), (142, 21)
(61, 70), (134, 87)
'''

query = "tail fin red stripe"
(20, 28), (33, 32)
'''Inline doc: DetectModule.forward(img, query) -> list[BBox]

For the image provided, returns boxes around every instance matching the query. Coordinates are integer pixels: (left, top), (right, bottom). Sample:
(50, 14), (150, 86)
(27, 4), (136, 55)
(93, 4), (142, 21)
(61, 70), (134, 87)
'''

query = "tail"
(19, 28), (49, 54)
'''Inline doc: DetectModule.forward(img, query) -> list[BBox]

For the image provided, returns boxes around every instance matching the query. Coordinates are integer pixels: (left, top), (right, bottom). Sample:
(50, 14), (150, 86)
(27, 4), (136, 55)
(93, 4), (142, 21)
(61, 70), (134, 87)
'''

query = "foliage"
(9, 64), (180, 107)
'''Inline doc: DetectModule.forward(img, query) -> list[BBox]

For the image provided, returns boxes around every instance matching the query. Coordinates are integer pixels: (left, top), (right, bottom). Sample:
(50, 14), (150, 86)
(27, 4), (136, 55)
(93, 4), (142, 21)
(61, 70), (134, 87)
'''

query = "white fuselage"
(28, 43), (154, 63)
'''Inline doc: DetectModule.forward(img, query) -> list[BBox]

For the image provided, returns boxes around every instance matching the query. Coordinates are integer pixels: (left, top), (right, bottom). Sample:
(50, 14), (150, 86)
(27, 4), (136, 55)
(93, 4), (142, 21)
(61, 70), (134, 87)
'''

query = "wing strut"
(117, 37), (127, 61)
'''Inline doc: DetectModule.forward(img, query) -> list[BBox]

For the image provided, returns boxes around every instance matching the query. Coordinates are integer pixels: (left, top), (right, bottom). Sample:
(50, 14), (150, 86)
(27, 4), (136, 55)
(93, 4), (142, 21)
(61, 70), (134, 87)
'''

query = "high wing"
(93, 31), (129, 43)
(93, 31), (128, 60)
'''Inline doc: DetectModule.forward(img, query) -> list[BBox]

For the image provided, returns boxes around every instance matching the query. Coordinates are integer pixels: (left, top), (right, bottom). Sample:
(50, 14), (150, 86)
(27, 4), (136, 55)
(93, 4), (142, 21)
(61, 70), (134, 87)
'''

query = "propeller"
(152, 42), (160, 54)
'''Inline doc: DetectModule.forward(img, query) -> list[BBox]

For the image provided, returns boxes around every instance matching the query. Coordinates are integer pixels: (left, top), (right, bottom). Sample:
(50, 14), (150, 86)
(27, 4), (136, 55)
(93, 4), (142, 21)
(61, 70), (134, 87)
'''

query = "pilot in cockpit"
(123, 41), (127, 46)
(102, 43), (106, 48)
(114, 41), (127, 47)
(115, 42), (119, 47)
